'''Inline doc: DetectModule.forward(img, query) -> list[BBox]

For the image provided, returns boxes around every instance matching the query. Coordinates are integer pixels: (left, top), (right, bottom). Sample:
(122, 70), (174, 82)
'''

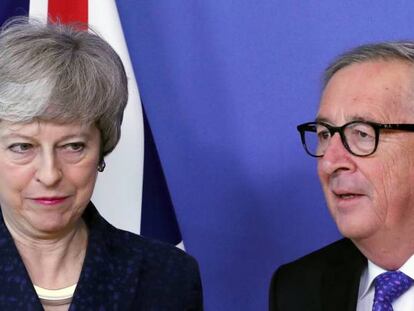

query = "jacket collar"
(0, 202), (144, 310)
(0, 208), (42, 309)
(321, 239), (367, 311)
(71, 202), (144, 309)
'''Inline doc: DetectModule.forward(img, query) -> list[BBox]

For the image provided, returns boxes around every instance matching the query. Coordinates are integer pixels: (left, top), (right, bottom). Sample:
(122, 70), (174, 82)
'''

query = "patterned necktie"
(372, 271), (413, 311)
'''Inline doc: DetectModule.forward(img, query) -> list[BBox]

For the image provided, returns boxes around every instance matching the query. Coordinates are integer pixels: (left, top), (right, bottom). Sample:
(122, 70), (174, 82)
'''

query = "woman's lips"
(32, 197), (68, 205)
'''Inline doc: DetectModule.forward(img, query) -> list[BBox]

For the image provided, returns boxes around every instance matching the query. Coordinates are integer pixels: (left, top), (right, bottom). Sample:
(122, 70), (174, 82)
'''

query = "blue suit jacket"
(0, 203), (203, 310)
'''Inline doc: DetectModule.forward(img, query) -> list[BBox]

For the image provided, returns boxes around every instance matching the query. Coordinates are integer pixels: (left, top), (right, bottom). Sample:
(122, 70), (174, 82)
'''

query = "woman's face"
(0, 120), (101, 237)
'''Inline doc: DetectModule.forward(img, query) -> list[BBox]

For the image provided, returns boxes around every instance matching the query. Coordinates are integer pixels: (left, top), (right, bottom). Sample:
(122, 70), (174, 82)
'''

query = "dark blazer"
(0, 202), (203, 310)
(269, 239), (366, 311)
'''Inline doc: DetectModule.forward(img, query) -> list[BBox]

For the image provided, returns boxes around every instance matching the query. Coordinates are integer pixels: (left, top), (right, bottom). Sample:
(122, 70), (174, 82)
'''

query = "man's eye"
(8, 143), (33, 153)
(357, 130), (368, 138)
(63, 142), (85, 152)
(317, 130), (330, 141)
(352, 129), (374, 141)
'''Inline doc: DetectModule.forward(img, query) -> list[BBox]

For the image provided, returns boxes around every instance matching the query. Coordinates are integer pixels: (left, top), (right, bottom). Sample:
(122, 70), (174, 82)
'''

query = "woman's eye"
(8, 143), (33, 153)
(63, 142), (85, 152)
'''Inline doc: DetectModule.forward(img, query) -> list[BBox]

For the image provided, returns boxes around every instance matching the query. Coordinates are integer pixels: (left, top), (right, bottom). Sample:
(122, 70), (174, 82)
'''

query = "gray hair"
(324, 41), (414, 86)
(0, 17), (128, 156)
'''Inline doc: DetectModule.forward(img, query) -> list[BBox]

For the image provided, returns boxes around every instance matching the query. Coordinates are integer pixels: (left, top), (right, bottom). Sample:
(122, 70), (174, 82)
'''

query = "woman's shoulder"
(85, 203), (198, 269)
(79, 204), (203, 309)
(107, 224), (193, 264)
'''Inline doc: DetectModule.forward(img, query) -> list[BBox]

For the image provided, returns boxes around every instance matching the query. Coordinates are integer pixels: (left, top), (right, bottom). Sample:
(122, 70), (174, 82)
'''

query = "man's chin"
(334, 214), (378, 241)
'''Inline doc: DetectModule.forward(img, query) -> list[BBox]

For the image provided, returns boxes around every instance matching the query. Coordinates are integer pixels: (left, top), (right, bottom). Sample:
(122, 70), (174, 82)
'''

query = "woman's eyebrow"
(0, 131), (91, 141)
(0, 132), (33, 139)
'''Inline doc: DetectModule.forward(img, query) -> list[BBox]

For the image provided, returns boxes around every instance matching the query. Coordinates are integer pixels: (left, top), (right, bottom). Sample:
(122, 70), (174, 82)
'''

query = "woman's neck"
(5, 218), (88, 289)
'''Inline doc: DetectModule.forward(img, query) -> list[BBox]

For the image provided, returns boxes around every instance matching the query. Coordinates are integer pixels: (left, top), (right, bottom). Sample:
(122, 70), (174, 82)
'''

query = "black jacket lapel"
(321, 240), (366, 311)
(0, 212), (42, 310)
(70, 203), (145, 310)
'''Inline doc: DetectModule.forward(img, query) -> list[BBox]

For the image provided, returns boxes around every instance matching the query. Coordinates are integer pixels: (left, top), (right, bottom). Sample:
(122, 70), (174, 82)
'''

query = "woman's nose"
(34, 152), (62, 186)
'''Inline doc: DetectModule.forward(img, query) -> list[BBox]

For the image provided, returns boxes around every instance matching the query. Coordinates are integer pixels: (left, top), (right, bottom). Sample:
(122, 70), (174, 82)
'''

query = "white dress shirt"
(356, 255), (414, 310)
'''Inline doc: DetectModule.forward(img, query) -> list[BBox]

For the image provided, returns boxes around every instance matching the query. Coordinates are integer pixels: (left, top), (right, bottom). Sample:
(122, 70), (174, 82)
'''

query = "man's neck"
(354, 234), (414, 270)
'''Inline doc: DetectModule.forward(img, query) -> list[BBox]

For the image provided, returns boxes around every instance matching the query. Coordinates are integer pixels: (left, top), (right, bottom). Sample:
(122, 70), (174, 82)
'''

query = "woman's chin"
(24, 213), (77, 236)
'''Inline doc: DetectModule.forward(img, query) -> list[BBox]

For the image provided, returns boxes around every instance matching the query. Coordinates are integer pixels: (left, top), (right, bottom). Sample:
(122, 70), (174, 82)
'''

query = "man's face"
(317, 60), (414, 243)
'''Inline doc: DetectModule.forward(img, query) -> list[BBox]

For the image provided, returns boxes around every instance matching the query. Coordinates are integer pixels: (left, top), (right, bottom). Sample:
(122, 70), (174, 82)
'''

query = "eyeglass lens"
(303, 122), (376, 156)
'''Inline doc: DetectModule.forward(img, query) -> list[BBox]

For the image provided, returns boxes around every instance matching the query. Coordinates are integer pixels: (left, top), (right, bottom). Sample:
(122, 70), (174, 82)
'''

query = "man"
(269, 42), (414, 311)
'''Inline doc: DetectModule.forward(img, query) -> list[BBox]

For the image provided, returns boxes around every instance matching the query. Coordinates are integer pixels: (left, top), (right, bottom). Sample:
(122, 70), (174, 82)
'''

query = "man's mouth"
(334, 192), (363, 200)
(336, 193), (361, 200)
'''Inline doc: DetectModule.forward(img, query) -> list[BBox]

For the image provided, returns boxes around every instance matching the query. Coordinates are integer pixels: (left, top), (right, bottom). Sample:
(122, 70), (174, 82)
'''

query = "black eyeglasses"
(297, 121), (414, 157)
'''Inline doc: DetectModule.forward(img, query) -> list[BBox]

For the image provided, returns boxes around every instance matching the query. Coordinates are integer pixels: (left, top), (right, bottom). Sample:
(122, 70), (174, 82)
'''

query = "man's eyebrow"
(315, 115), (378, 124)
(350, 116), (376, 122)
(315, 116), (329, 123)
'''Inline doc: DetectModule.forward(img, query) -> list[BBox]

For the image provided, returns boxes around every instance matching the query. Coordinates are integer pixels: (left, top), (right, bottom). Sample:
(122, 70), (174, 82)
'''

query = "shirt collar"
(359, 254), (414, 299)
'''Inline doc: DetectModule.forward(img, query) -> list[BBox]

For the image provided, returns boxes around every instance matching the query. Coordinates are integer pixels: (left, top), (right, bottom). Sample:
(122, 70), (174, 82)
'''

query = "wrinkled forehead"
(318, 60), (414, 123)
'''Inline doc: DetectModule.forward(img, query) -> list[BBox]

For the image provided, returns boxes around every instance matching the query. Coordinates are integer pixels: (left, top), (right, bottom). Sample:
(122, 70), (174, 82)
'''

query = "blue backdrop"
(117, 2), (414, 310)
(1, 1), (413, 310)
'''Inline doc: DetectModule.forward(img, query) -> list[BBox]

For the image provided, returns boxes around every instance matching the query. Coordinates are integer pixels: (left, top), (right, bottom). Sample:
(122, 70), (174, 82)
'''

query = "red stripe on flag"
(48, 0), (88, 26)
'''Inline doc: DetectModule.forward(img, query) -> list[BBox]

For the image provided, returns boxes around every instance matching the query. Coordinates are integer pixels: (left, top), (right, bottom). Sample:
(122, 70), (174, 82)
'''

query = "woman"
(0, 17), (202, 310)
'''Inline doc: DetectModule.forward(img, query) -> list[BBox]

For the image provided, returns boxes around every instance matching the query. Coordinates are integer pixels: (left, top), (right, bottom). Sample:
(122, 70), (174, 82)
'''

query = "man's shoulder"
(269, 239), (365, 310)
(276, 238), (362, 276)
(285, 238), (359, 268)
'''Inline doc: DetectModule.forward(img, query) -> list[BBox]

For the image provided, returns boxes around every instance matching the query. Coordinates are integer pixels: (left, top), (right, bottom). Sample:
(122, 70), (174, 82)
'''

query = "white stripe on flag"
(29, 0), (48, 22)
(176, 242), (185, 251)
(89, 0), (144, 234)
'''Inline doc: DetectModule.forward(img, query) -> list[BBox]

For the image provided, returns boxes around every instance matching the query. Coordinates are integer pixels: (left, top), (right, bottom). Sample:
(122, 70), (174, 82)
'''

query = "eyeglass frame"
(297, 120), (414, 157)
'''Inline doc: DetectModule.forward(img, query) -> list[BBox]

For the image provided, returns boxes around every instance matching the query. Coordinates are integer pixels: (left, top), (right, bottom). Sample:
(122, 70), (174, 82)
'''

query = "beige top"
(33, 283), (77, 307)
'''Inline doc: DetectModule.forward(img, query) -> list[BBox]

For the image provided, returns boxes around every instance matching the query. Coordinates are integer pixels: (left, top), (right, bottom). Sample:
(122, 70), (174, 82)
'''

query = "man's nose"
(318, 133), (356, 175)
(34, 151), (62, 187)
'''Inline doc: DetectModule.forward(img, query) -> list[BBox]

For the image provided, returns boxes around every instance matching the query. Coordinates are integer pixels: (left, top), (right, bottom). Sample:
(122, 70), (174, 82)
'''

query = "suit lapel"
(321, 239), (366, 311)
(0, 212), (43, 310)
(0, 203), (146, 310)
(70, 203), (145, 310)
